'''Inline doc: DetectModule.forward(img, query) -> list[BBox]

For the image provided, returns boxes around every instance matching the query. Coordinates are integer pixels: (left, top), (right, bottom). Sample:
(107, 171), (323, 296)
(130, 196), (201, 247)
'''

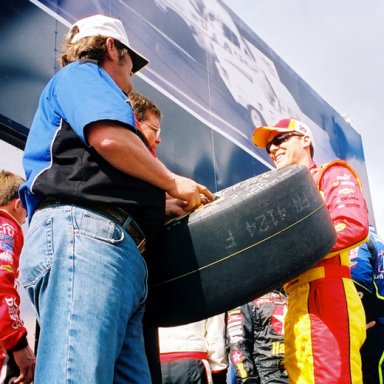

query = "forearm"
(87, 122), (214, 209)
(0, 267), (28, 350)
(227, 306), (257, 379)
(88, 123), (176, 190)
(13, 344), (36, 384)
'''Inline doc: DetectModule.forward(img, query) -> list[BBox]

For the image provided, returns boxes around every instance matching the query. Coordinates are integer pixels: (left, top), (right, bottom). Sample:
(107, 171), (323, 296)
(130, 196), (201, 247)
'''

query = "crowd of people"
(0, 13), (383, 384)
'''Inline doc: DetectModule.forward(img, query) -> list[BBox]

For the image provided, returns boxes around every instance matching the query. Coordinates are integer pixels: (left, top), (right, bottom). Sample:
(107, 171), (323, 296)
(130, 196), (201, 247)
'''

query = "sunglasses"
(141, 121), (161, 138)
(266, 132), (303, 154)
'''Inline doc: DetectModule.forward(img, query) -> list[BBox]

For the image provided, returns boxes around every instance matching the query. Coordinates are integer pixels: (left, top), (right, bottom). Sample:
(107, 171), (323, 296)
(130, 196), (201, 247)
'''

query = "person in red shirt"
(253, 119), (369, 384)
(0, 170), (35, 384)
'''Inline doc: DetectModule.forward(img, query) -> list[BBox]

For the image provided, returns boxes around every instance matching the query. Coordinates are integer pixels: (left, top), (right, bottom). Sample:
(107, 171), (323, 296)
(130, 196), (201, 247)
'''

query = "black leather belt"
(37, 197), (146, 254)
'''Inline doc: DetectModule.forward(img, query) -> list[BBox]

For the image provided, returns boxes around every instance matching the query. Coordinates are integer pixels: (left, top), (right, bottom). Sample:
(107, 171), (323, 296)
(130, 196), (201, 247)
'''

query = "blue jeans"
(20, 204), (151, 383)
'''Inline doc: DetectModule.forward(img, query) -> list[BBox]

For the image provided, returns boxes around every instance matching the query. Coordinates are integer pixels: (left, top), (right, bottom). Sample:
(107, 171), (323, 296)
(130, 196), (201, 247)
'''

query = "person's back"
(0, 170), (35, 383)
(227, 291), (288, 384)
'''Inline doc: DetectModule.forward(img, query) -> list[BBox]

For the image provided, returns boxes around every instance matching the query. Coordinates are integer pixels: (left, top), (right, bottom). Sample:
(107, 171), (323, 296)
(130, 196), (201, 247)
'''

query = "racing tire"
(147, 165), (336, 326)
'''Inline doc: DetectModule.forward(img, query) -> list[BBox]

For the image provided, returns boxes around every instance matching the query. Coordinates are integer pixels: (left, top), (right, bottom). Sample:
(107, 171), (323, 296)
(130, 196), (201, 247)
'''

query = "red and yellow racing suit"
(0, 209), (28, 379)
(283, 161), (369, 384)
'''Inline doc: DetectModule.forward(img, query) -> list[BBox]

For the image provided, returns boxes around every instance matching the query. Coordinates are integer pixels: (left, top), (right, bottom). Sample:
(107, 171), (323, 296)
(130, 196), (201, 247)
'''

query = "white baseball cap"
(69, 14), (149, 73)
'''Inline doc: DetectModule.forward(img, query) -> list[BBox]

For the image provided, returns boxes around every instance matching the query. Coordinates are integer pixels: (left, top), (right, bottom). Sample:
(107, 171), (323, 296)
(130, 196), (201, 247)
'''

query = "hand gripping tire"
(147, 165), (336, 326)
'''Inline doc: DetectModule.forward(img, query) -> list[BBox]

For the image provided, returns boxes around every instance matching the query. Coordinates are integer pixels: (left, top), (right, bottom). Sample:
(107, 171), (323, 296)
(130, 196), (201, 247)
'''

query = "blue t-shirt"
(20, 60), (165, 240)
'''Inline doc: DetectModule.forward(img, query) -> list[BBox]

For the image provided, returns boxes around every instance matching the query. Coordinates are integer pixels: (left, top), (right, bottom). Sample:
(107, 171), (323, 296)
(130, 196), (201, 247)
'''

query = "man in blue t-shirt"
(19, 14), (213, 383)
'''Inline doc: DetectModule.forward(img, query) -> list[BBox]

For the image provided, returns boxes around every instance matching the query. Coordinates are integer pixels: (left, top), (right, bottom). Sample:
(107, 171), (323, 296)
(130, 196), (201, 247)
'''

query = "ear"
(105, 37), (118, 61)
(14, 198), (22, 211)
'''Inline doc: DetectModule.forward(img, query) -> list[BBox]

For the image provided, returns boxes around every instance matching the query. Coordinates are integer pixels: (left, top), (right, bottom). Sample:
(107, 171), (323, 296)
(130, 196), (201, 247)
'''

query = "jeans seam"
(65, 207), (76, 383)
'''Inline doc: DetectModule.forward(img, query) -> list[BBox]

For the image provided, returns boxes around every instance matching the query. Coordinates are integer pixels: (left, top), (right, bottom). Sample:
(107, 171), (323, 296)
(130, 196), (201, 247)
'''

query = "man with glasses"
(253, 118), (369, 384)
(129, 92), (162, 156)
(129, 91), (193, 383)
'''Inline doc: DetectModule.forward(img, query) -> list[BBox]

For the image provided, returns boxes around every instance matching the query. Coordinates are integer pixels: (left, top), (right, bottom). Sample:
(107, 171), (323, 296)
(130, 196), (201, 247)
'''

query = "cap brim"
(129, 48), (149, 73)
(252, 126), (292, 148)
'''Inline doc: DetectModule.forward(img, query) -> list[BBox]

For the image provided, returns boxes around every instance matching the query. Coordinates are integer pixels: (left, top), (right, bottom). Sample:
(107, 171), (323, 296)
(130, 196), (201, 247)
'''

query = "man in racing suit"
(227, 290), (288, 384)
(0, 170), (35, 384)
(253, 118), (369, 384)
(350, 227), (384, 384)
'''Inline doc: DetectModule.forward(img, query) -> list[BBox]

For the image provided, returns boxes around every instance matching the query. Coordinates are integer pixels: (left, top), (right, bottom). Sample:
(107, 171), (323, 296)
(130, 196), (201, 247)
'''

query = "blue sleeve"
(52, 62), (136, 143)
(371, 232), (384, 299)
(350, 243), (375, 292)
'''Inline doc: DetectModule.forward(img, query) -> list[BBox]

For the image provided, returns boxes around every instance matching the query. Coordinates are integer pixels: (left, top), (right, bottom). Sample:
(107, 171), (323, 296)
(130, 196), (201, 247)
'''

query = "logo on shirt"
(231, 350), (245, 363)
(0, 224), (15, 237)
(0, 251), (13, 263)
(5, 297), (24, 329)
(271, 305), (287, 335)
(0, 264), (14, 273)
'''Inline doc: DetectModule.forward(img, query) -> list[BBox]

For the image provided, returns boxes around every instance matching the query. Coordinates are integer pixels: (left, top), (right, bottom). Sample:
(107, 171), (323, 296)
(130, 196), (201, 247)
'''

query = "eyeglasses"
(266, 132), (303, 154)
(141, 121), (161, 138)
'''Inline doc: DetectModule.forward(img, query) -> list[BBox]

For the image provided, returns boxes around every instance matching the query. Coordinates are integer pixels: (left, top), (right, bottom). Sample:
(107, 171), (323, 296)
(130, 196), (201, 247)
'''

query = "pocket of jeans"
(20, 216), (54, 288)
(76, 210), (125, 244)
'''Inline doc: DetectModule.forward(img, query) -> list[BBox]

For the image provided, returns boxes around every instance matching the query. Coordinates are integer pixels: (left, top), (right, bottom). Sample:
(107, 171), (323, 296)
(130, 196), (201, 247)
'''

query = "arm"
(227, 304), (259, 383)
(205, 314), (228, 384)
(87, 122), (214, 210)
(370, 231), (384, 300)
(0, 228), (28, 351)
(354, 231), (384, 321)
(320, 164), (369, 251)
(13, 345), (35, 384)
(0, 215), (35, 383)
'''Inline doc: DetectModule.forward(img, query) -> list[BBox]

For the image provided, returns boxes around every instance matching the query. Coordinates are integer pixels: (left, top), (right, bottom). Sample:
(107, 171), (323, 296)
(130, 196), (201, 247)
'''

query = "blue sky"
(224, 0), (384, 237)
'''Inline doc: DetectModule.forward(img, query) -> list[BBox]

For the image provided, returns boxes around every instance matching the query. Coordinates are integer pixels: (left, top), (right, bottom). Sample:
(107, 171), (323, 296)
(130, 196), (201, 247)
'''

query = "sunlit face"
(115, 53), (134, 94)
(139, 111), (162, 151)
(266, 131), (307, 168)
(102, 40), (134, 94)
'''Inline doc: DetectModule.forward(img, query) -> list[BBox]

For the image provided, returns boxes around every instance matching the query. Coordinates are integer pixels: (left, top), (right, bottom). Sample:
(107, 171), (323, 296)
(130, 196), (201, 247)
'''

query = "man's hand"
(167, 175), (214, 211)
(165, 197), (189, 219)
(165, 190), (214, 219)
(367, 320), (376, 330)
(87, 124), (215, 209)
(13, 345), (35, 384)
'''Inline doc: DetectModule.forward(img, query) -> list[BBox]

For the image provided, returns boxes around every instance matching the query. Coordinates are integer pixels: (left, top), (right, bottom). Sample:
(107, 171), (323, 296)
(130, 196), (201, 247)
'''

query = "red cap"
(253, 118), (312, 148)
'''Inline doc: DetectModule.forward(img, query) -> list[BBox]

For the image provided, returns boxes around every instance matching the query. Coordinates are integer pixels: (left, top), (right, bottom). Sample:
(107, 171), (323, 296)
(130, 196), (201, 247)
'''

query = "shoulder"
(53, 61), (99, 83)
(318, 160), (357, 176)
(0, 210), (19, 231)
(370, 231), (384, 249)
(315, 160), (361, 188)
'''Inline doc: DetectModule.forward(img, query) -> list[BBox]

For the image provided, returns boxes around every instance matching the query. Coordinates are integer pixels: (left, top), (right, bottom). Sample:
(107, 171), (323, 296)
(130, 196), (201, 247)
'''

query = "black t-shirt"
(32, 120), (166, 242)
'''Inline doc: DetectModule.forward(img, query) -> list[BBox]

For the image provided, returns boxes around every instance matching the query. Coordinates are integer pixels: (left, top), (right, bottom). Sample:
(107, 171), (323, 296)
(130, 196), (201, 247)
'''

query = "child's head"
(0, 170), (26, 225)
